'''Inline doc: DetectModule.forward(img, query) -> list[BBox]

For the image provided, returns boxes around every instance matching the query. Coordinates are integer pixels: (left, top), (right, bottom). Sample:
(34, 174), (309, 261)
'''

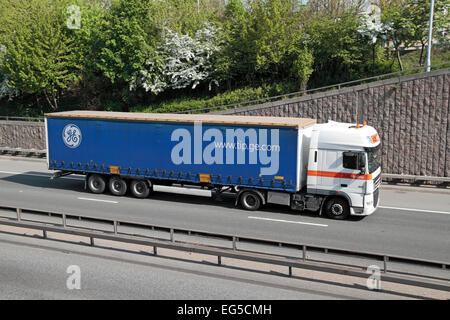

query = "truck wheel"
(130, 180), (150, 198)
(325, 197), (350, 220)
(87, 174), (106, 194)
(240, 191), (261, 211)
(109, 176), (127, 196)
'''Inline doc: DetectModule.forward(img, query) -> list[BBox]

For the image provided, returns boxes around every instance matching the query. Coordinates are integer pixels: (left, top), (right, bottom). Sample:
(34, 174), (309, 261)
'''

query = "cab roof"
(314, 121), (381, 149)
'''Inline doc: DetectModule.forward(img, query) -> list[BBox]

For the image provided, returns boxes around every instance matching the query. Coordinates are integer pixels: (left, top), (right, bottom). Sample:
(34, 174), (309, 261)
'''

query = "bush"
(130, 83), (298, 114)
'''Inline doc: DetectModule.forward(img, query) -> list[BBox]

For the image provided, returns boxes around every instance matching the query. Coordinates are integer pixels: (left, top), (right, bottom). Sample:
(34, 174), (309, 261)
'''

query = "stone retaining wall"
(0, 121), (45, 150)
(217, 68), (450, 177)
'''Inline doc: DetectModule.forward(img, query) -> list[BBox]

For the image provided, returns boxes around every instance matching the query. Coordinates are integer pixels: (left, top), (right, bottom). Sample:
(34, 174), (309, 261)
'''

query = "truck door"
(318, 149), (341, 189)
(341, 151), (366, 196)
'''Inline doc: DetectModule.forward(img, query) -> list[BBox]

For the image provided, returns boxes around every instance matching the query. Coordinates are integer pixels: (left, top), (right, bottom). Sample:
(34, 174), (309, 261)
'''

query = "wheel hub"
(331, 203), (343, 215)
(135, 183), (145, 193)
(246, 195), (257, 207)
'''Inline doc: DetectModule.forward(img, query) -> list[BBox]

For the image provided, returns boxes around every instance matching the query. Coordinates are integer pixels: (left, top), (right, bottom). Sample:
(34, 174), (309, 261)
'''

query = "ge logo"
(62, 124), (82, 148)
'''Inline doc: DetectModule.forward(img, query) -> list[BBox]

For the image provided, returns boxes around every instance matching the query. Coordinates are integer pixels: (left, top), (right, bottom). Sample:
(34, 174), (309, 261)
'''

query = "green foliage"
(307, 11), (363, 85)
(131, 82), (297, 113)
(1, 0), (448, 116)
(219, 0), (314, 88)
(148, 0), (225, 36)
(287, 32), (314, 90)
(93, 0), (155, 85)
(401, 45), (450, 70)
(1, 0), (81, 110)
(245, 0), (297, 72)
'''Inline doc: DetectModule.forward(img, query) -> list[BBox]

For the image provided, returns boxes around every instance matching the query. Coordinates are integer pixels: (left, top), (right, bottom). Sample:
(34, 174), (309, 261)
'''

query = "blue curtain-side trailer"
(45, 111), (316, 213)
(45, 111), (381, 219)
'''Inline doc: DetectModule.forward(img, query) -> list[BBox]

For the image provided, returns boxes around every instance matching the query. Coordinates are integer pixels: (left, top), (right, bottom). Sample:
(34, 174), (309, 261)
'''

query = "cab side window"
(343, 152), (358, 170)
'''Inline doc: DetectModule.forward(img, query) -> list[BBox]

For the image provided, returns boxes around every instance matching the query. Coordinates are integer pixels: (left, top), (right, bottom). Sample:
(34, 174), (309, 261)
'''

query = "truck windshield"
(365, 146), (380, 174)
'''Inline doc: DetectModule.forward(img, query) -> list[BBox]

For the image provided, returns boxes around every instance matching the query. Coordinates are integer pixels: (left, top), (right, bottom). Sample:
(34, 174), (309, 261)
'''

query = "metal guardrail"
(383, 174), (450, 183)
(0, 147), (46, 156)
(0, 116), (44, 122)
(0, 205), (448, 291)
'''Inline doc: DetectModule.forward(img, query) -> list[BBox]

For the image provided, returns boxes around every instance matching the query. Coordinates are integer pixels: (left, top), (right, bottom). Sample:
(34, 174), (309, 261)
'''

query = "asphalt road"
(0, 156), (449, 264)
(1, 229), (443, 300)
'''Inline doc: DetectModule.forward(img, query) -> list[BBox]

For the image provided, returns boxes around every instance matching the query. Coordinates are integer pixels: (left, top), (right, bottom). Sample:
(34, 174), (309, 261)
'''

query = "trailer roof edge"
(44, 111), (316, 128)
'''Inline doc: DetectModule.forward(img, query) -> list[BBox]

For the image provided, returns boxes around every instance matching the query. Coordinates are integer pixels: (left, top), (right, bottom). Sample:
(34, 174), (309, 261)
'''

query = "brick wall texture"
(0, 121), (45, 150)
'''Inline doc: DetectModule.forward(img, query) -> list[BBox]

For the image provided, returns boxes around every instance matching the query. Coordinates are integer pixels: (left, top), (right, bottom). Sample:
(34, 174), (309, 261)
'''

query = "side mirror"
(358, 153), (366, 174)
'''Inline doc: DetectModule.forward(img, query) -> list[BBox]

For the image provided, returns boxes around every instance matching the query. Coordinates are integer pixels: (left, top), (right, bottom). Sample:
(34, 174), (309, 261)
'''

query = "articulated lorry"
(45, 111), (381, 220)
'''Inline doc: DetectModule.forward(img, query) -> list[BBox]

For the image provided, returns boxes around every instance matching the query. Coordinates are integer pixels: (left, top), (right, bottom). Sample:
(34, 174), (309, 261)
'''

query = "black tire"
(130, 180), (150, 198)
(109, 176), (127, 196)
(240, 191), (262, 211)
(325, 197), (350, 220)
(87, 174), (106, 194)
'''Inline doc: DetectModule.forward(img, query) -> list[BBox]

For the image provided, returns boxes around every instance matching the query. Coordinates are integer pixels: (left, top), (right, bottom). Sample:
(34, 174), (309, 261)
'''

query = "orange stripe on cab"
(308, 170), (372, 180)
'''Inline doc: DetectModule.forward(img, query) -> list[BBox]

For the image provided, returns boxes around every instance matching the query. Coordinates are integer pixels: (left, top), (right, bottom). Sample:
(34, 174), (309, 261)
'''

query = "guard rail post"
(16, 208), (21, 222)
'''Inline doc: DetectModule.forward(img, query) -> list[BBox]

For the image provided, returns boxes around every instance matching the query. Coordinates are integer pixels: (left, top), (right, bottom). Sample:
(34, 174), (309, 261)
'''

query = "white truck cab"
(282, 120), (381, 219)
(300, 120), (381, 219)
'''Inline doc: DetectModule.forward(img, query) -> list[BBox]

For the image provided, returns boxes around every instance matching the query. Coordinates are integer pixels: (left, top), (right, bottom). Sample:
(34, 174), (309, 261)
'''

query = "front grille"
(373, 188), (380, 207)
(373, 173), (381, 190)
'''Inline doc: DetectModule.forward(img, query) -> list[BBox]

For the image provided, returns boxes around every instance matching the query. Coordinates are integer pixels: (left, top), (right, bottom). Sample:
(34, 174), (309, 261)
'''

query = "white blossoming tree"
(131, 23), (222, 95)
(357, 3), (391, 75)
(0, 45), (19, 101)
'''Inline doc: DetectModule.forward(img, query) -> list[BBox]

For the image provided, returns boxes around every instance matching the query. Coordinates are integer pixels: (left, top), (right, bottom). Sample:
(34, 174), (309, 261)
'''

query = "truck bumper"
(350, 188), (380, 216)
(350, 205), (377, 216)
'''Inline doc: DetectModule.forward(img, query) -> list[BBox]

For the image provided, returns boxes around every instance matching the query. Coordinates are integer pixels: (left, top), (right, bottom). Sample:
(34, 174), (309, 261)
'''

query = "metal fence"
(173, 62), (450, 114)
(0, 205), (448, 291)
(0, 116), (44, 122)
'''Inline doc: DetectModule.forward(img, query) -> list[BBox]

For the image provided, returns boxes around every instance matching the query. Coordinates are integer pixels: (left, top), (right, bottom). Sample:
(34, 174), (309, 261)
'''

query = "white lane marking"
(379, 206), (450, 215)
(0, 170), (83, 180)
(248, 216), (328, 227)
(77, 197), (118, 204)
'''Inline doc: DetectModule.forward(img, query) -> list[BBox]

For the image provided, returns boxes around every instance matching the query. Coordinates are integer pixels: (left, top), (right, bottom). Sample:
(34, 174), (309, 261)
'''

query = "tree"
(94, 0), (154, 85)
(148, 0), (225, 37)
(381, 0), (415, 70)
(287, 32), (314, 91)
(358, 3), (391, 75)
(245, 0), (298, 75)
(1, 0), (81, 110)
(131, 23), (223, 94)
(408, 0), (449, 66)
(307, 10), (366, 85)
(89, 0), (158, 110)
(0, 45), (19, 101)
(220, 0), (306, 86)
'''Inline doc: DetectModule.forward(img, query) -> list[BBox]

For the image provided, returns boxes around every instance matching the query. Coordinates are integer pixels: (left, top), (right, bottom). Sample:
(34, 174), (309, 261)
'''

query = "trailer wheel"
(240, 191), (262, 211)
(87, 174), (106, 194)
(325, 197), (350, 220)
(109, 176), (127, 196)
(130, 180), (150, 198)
